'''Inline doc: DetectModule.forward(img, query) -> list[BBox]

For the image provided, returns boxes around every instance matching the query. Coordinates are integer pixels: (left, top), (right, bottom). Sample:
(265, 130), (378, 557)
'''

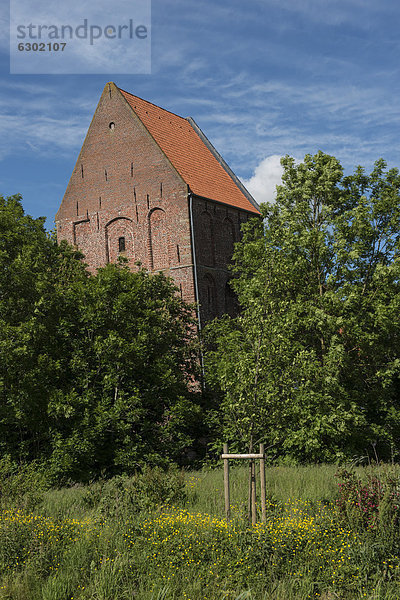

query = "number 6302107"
(18, 42), (66, 51)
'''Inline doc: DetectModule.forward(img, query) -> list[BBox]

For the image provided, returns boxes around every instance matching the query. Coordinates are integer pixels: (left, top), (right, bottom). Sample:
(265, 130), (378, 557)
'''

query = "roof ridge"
(117, 86), (188, 123)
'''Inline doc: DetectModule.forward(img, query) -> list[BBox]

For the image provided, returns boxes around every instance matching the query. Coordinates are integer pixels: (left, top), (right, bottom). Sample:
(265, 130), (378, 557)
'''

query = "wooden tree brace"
(221, 443), (267, 524)
(221, 453), (264, 459)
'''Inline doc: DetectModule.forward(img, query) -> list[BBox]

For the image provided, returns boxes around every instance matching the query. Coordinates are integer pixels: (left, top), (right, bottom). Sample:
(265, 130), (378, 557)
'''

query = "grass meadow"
(0, 463), (399, 599)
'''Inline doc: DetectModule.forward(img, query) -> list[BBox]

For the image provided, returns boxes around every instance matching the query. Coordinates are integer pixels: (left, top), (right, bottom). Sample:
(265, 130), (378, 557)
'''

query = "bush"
(335, 467), (400, 530)
(82, 466), (187, 518)
(0, 457), (49, 510)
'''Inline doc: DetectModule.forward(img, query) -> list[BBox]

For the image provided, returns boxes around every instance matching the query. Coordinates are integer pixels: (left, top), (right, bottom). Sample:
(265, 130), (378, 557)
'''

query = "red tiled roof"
(118, 87), (260, 214)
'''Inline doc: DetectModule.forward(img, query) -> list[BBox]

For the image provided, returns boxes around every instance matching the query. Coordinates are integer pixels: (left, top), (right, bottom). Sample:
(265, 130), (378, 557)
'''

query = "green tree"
(0, 194), (87, 461)
(0, 195), (201, 480)
(205, 152), (400, 462)
(48, 263), (201, 480)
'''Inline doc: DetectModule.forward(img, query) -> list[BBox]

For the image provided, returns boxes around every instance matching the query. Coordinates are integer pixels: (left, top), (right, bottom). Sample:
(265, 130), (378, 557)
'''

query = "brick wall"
(191, 196), (249, 323)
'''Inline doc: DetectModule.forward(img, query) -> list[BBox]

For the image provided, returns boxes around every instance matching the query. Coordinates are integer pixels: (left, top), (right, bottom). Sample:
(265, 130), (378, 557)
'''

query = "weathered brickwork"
(56, 82), (259, 324)
(191, 196), (250, 322)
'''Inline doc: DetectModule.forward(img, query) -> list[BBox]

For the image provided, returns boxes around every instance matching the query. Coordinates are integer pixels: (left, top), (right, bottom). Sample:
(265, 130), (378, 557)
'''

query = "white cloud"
(241, 155), (284, 205)
(0, 110), (87, 161)
(0, 81), (96, 161)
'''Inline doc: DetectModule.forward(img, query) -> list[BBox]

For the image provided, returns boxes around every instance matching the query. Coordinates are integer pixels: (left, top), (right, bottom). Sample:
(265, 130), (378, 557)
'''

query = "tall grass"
(185, 464), (339, 517)
(0, 462), (399, 599)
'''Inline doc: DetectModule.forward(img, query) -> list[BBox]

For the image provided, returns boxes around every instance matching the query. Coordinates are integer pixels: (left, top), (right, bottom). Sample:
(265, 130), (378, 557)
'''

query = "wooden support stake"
(259, 443), (266, 524)
(221, 444), (266, 526)
(248, 459), (252, 525)
(223, 443), (230, 522)
(251, 459), (257, 525)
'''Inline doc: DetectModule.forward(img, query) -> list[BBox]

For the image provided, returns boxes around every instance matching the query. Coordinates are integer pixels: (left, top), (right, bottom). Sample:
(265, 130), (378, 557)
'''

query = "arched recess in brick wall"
(74, 219), (91, 257)
(149, 208), (169, 270)
(202, 273), (217, 321)
(220, 217), (235, 266)
(105, 217), (134, 264)
(198, 211), (215, 266)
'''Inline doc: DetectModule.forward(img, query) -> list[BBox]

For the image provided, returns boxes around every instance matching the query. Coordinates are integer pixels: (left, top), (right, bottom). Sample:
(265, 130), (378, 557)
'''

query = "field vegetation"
(1, 462), (400, 600)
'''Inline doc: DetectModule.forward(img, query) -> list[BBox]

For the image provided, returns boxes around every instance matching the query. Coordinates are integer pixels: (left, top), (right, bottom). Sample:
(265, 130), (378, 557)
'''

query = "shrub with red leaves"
(335, 468), (400, 530)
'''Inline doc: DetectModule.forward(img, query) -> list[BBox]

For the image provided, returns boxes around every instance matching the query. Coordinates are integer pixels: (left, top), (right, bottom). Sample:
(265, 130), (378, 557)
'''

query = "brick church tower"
(56, 82), (260, 325)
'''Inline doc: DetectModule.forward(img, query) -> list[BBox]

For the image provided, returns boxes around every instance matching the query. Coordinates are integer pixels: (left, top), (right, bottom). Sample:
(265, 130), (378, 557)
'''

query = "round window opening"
(109, 122), (115, 130)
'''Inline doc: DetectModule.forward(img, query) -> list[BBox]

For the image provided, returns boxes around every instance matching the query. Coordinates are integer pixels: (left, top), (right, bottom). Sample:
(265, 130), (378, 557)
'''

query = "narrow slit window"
(118, 237), (126, 252)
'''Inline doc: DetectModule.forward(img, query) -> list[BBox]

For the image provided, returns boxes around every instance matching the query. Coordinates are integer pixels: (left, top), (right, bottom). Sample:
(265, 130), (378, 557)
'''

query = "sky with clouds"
(1, 0), (400, 225)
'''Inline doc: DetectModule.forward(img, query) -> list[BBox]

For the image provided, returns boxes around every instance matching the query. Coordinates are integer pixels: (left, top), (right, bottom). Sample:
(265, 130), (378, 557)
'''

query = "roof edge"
(186, 117), (260, 214)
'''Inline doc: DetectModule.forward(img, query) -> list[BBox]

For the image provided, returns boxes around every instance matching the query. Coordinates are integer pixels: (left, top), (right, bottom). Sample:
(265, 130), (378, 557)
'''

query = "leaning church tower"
(56, 82), (260, 325)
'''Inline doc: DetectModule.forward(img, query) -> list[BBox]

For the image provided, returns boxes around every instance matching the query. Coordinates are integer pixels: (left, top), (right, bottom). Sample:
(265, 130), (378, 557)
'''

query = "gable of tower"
(56, 82), (191, 279)
(56, 82), (260, 322)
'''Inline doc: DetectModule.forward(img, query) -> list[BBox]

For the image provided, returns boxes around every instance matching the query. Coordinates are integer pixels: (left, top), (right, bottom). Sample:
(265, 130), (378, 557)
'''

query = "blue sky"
(1, 0), (400, 227)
